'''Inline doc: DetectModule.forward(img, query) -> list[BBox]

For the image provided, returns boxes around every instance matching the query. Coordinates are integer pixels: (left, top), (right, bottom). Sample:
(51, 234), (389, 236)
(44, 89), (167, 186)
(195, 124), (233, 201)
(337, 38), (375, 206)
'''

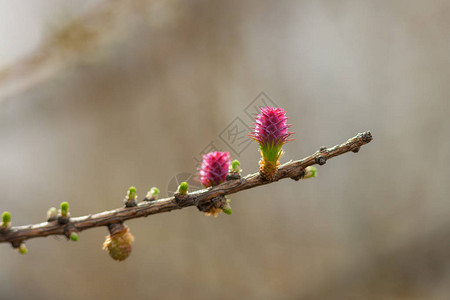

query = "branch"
(0, 131), (372, 246)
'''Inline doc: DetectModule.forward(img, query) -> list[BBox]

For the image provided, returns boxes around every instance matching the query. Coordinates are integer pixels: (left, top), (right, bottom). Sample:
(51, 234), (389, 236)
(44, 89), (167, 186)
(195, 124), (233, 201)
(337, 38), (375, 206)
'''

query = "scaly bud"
(177, 182), (189, 195)
(249, 106), (294, 180)
(103, 224), (134, 261)
(303, 166), (317, 179)
(47, 207), (58, 221)
(197, 196), (227, 217)
(145, 187), (160, 201)
(204, 208), (223, 217)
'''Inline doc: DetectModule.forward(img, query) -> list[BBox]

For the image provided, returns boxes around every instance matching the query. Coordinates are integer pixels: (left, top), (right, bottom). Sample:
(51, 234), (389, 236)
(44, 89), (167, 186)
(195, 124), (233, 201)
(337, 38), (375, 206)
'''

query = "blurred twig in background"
(0, 0), (182, 100)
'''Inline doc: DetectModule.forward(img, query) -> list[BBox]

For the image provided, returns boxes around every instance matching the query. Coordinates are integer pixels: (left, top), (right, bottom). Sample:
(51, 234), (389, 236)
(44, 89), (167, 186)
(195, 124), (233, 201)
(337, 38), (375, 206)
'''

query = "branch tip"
(360, 131), (373, 143)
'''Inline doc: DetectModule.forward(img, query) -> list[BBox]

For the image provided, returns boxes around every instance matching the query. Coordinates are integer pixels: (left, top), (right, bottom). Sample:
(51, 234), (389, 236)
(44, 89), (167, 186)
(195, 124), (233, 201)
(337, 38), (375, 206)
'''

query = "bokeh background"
(1, 1), (449, 299)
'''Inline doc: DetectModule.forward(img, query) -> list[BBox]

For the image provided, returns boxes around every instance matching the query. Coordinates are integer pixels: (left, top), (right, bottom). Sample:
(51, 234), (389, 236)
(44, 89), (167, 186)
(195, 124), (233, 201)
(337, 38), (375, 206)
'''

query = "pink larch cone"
(198, 151), (231, 217)
(249, 106), (294, 180)
(199, 151), (231, 188)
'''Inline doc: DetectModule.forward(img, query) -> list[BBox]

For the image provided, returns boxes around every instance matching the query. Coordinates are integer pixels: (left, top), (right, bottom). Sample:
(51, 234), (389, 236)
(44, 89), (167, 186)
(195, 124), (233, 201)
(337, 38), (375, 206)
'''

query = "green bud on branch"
(60, 202), (69, 217)
(145, 187), (160, 201)
(70, 232), (79, 242)
(18, 243), (27, 255)
(230, 160), (241, 173)
(303, 166), (317, 179)
(222, 201), (232, 215)
(124, 186), (138, 207)
(127, 187), (137, 200)
(1, 212), (11, 228)
(177, 182), (189, 195)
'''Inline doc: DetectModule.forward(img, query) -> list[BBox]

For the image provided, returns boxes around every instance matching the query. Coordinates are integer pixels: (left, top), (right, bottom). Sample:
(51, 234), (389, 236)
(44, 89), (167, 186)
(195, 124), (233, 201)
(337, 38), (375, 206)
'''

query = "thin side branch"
(0, 131), (372, 245)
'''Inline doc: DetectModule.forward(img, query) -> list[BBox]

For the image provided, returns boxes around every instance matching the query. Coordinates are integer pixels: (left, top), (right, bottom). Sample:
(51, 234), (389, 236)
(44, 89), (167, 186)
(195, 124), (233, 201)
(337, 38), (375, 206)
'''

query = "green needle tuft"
(60, 202), (69, 217)
(2, 211), (11, 225)
(18, 244), (28, 255)
(178, 182), (189, 195)
(231, 160), (241, 173)
(127, 187), (137, 200)
(70, 232), (79, 242)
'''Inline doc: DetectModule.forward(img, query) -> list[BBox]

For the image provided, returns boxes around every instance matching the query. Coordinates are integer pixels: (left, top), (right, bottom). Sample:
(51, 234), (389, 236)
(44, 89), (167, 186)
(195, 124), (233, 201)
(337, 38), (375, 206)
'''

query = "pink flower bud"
(199, 151), (231, 187)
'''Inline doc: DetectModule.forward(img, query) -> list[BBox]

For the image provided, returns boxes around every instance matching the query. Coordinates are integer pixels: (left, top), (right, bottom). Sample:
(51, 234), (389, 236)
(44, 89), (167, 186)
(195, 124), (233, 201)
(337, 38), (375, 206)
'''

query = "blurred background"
(1, 0), (449, 299)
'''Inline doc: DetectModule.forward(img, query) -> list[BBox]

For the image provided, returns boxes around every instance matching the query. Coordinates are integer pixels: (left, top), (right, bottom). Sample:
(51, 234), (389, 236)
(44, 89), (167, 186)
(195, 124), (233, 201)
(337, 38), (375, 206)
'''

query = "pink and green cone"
(249, 106), (294, 180)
